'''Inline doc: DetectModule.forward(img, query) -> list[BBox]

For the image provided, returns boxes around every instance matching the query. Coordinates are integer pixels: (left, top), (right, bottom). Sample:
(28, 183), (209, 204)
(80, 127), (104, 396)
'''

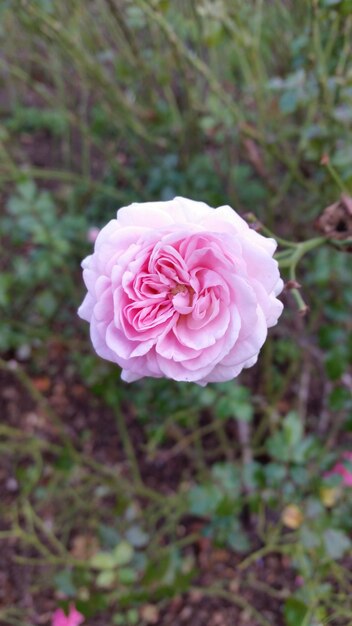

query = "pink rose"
(329, 452), (352, 487)
(78, 197), (283, 384)
(52, 604), (84, 626)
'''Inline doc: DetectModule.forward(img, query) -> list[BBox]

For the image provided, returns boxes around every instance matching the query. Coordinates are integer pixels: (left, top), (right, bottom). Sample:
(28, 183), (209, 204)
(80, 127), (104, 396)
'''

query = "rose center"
(170, 283), (189, 296)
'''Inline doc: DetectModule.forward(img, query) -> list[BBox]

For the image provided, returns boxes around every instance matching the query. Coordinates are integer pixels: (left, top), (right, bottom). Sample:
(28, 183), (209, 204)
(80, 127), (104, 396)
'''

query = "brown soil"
(0, 343), (299, 626)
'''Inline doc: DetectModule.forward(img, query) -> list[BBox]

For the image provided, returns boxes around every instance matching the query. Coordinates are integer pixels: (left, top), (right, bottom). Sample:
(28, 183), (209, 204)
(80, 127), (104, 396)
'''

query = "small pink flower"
(52, 604), (85, 626)
(87, 227), (100, 244)
(329, 452), (352, 487)
(78, 198), (283, 384)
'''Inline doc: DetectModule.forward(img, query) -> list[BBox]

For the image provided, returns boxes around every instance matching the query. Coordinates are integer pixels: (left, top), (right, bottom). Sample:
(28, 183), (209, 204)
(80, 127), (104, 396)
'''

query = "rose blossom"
(78, 197), (283, 384)
(328, 452), (352, 487)
(52, 604), (84, 626)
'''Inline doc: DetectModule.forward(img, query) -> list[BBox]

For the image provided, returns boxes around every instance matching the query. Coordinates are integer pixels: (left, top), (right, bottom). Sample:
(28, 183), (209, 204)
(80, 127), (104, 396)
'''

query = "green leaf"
(284, 597), (309, 626)
(36, 291), (57, 317)
(18, 179), (37, 202)
(265, 462), (286, 485)
(126, 525), (149, 548)
(325, 349), (346, 381)
(283, 412), (303, 448)
(227, 526), (250, 553)
(323, 529), (351, 560)
(96, 570), (116, 588)
(141, 554), (171, 585)
(299, 526), (320, 550)
(90, 551), (116, 570)
(188, 484), (222, 516)
(54, 570), (76, 596)
(322, 0), (342, 7)
(329, 386), (352, 410)
(212, 463), (241, 495)
(0, 273), (12, 307)
(112, 541), (134, 566)
(98, 524), (121, 548)
(279, 91), (298, 114)
(118, 567), (138, 584)
(217, 384), (254, 422)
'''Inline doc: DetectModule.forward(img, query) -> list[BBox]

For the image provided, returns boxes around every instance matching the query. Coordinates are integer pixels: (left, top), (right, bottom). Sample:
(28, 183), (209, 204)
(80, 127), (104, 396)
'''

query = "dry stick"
(80, 449), (163, 503)
(104, 0), (145, 68)
(191, 585), (272, 626)
(246, 573), (290, 600)
(237, 420), (252, 467)
(22, 500), (68, 557)
(216, 420), (235, 462)
(237, 419), (253, 478)
(192, 412), (210, 480)
(296, 341), (332, 436)
(158, 420), (225, 461)
(11, 518), (62, 563)
(297, 359), (311, 425)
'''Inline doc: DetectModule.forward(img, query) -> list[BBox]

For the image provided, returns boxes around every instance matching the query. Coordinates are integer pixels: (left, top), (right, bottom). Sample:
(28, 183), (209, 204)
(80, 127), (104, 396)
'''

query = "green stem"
(325, 161), (350, 195)
(114, 404), (143, 487)
(277, 237), (326, 313)
(277, 237), (327, 269)
(238, 542), (292, 571)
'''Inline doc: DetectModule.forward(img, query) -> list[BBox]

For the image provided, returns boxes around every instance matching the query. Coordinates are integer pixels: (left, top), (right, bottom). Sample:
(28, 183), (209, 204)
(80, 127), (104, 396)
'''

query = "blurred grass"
(1, 0), (352, 217)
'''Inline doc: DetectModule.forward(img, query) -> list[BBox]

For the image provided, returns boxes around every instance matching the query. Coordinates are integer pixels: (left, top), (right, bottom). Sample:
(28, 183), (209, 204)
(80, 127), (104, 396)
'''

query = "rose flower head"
(328, 451), (352, 488)
(52, 604), (84, 626)
(78, 197), (283, 385)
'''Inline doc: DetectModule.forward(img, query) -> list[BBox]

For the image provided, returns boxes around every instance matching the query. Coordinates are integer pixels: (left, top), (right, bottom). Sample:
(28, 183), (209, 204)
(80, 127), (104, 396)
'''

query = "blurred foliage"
(1, 1), (352, 625)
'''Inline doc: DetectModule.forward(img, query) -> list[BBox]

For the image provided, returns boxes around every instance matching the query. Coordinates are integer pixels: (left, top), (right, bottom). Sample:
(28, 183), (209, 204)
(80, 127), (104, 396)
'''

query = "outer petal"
(78, 293), (94, 321)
